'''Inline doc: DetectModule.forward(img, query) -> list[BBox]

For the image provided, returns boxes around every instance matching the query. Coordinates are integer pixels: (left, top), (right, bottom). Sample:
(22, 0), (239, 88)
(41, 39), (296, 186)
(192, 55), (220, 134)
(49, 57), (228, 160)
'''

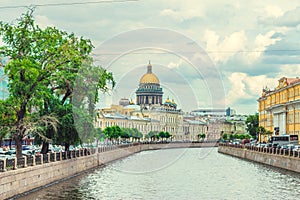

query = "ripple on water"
(15, 148), (300, 200)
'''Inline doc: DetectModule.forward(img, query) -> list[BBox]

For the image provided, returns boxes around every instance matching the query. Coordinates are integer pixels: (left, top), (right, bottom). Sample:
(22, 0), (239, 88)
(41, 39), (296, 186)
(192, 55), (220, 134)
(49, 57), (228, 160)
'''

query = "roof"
(140, 73), (160, 84)
(184, 119), (207, 125)
(103, 113), (127, 119)
(123, 104), (140, 110)
(139, 62), (160, 84)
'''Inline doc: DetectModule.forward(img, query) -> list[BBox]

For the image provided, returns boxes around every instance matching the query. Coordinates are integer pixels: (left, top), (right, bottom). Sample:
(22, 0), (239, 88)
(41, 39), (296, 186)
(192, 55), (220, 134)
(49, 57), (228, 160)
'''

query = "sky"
(1, 0), (300, 114)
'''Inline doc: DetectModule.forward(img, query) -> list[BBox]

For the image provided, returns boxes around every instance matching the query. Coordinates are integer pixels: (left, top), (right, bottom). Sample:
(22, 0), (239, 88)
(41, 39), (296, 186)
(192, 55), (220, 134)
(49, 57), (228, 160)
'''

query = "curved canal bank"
(218, 144), (300, 173)
(1, 142), (216, 199)
(15, 148), (300, 200)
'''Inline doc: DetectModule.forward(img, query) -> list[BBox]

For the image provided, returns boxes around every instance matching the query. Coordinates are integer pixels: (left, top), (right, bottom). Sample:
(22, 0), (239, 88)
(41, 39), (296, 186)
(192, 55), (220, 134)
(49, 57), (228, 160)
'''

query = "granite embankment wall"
(1, 142), (217, 199)
(218, 145), (300, 173)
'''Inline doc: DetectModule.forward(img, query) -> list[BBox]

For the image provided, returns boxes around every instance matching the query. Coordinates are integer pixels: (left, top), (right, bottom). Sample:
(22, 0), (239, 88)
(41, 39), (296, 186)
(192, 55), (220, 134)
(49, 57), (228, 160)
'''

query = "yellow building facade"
(258, 77), (300, 141)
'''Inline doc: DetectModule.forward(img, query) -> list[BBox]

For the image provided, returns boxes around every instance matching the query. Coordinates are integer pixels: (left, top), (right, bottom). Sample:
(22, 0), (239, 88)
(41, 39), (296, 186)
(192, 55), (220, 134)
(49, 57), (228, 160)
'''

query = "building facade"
(258, 77), (300, 140)
(136, 61), (163, 106)
(95, 62), (209, 141)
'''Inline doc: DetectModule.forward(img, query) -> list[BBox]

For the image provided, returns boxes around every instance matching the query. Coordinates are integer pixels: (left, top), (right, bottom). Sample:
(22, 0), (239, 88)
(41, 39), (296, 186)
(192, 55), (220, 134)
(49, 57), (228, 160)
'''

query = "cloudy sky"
(1, 0), (300, 114)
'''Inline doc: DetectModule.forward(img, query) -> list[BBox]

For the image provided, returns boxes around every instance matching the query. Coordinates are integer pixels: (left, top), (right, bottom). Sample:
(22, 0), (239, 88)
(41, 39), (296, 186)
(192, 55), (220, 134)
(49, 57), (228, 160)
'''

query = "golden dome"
(139, 61), (160, 84)
(140, 73), (160, 84)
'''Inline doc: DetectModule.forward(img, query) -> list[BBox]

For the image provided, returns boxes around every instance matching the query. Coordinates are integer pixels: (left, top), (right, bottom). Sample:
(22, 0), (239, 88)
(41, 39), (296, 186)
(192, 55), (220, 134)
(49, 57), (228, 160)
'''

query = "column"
(282, 112), (286, 134)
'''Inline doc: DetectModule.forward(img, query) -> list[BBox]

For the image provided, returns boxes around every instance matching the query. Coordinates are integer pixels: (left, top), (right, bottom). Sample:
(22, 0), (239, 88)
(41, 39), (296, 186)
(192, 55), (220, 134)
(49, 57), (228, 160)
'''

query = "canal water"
(16, 148), (300, 200)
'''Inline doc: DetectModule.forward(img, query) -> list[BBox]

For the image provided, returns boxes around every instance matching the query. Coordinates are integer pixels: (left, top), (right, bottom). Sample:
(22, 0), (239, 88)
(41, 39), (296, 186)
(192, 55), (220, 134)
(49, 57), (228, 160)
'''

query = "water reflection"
(16, 148), (300, 200)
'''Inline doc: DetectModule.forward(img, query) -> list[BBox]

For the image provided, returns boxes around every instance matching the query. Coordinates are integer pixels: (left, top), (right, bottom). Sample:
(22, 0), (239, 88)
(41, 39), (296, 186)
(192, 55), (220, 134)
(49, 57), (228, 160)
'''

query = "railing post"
(40, 154), (44, 165)
(32, 155), (36, 166)
(54, 152), (57, 162)
(47, 153), (50, 163)
(2, 159), (7, 172)
(23, 156), (27, 168)
(60, 151), (62, 161)
(14, 157), (18, 170)
(293, 150), (295, 157)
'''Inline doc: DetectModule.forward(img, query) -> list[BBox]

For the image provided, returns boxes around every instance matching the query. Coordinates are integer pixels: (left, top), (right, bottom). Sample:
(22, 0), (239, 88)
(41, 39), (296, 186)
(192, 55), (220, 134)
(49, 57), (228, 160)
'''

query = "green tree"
(112, 125), (122, 142)
(72, 61), (114, 146)
(0, 9), (92, 157)
(147, 131), (156, 141)
(159, 131), (166, 141)
(257, 126), (266, 142)
(246, 113), (259, 138)
(103, 127), (113, 141)
(120, 128), (130, 141)
(222, 133), (228, 140)
(244, 134), (251, 139)
(200, 133), (206, 141)
(165, 132), (171, 140)
(0, 9), (114, 156)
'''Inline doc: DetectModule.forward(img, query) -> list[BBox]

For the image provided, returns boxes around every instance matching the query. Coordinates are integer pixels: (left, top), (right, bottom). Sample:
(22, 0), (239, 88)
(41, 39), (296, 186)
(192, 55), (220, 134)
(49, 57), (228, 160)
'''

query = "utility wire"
(91, 49), (300, 56)
(0, 0), (139, 9)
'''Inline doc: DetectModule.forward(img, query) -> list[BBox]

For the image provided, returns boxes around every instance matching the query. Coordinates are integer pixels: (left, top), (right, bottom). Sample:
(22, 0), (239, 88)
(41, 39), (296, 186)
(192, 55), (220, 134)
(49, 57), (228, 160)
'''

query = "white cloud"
(277, 64), (300, 77)
(245, 30), (282, 62)
(35, 15), (55, 29)
(203, 30), (247, 63)
(160, 8), (204, 22)
(167, 59), (184, 68)
(276, 7), (300, 27)
(226, 73), (249, 104)
(265, 5), (284, 18)
(226, 72), (277, 105)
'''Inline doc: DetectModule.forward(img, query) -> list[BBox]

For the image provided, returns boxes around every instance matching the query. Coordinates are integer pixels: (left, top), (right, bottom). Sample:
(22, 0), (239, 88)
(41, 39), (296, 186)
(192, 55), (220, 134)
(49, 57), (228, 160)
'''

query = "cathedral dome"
(139, 73), (160, 84)
(139, 62), (160, 84)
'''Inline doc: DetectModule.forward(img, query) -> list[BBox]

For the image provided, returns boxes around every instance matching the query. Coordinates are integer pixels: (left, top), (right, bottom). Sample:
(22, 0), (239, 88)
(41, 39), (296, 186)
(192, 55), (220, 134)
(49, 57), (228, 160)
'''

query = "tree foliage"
(245, 113), (259, 138)
(0, 9), (114, 156)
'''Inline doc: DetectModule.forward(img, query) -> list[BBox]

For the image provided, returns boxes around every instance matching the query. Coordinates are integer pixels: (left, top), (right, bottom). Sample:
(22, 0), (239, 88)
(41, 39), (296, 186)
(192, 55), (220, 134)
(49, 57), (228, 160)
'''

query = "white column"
(282, 112), (286, 134)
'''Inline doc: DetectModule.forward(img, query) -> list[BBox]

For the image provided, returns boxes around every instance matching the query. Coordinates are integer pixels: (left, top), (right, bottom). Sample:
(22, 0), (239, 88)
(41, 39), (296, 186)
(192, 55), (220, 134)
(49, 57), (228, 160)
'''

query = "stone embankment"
(0, 142), (217, 199)
(218, 143), (300, 173)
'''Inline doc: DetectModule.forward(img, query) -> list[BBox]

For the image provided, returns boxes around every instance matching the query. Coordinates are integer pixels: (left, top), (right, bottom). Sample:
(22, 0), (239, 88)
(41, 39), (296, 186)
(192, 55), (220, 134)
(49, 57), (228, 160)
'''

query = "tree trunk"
(14, 135), (23, 158)
(9, 138), (12, 149)
(41, 141), (49, 154)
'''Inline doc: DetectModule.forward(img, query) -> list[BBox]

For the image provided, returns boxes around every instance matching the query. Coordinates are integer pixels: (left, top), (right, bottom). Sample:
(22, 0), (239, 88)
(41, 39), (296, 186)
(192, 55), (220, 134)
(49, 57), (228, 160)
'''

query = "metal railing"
(0, 141), (217, 172)
(0, 143), (139, 172)
(219, 143), (300, 158)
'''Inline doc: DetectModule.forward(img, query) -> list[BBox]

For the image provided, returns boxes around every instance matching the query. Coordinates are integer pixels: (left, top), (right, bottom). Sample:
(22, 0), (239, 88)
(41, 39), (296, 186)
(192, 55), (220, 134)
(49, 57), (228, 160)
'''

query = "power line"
(91, 49), (300, 56)
(0, 0), (139, 9)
